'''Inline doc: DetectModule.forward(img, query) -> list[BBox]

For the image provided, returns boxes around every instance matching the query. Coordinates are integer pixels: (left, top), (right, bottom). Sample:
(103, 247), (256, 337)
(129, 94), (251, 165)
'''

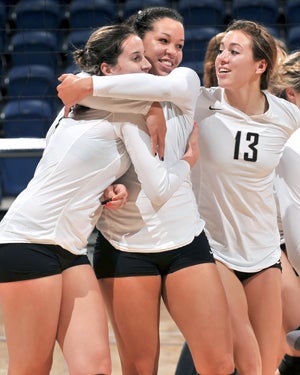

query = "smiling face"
(103, 34), (152, 75)
(215, 30), (266, 91)
(142, 17), (184, 76)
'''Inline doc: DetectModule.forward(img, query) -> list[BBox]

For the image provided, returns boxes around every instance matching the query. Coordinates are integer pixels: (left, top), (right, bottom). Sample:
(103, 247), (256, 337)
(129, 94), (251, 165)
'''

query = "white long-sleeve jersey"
(275, 128), (300, 274)
(0, 102), (191, 254)
(81, 67), (204, 252)
(192, 87), (299, 272)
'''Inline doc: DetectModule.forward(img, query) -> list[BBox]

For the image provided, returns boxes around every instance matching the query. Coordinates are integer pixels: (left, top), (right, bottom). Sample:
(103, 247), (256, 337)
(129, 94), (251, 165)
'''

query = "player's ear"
(100, 62), (113, 75)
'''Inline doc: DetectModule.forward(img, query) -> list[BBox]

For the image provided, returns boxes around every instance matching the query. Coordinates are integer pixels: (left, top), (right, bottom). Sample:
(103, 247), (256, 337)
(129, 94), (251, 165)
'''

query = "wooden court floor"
(0, 302), (184, 375)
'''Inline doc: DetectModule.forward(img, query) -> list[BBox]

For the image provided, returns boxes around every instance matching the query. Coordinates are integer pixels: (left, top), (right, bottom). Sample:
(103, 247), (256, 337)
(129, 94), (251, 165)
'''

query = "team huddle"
(0, 6), (300, 375)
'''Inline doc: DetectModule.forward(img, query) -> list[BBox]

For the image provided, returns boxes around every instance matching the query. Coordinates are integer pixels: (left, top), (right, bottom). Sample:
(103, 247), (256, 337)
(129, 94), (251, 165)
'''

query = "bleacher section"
(0, 0), (299, 202)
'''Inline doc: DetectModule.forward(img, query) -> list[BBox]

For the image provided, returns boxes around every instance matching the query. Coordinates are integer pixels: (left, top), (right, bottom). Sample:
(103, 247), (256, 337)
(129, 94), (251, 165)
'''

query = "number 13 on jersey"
(234, 130), (259, 162)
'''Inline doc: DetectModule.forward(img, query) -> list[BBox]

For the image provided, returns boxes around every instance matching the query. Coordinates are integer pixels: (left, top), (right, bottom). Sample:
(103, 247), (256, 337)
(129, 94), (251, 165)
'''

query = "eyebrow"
(128, 51), (143, 58)
(220, 42), (242, 48)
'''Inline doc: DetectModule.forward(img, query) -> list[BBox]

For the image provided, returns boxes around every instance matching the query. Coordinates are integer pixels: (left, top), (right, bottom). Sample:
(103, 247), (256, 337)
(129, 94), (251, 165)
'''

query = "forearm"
(57, 73), (93, 107)
(57, 68), (199, 114)
(120, 122), (190, 206)
(91, 68), (199, 109)
(80, 96), (152, 115)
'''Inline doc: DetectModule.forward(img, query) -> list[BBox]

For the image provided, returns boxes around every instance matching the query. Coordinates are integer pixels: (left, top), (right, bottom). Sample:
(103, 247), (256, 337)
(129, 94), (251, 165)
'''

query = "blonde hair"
(270, 51), (300, 99)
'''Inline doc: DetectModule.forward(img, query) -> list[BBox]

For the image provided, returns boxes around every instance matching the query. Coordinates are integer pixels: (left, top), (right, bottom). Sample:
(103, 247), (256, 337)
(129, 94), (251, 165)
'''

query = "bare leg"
(276, 252), (300, 374)
(163, 263), (235, 375)
(0, 275), (62, 375)
(245, 267), (282, 375)
(99, 275), (161, 375)
(175, 343), (238, 375)
(216, 261), (262, 375)
(57, 265), (111, 375)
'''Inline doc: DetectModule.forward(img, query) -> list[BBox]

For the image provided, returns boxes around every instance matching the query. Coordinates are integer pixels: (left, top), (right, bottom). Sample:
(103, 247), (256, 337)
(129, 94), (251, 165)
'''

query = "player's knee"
(67, 349), (111, 375)
(195, 353), (235, 375)
(134, 358), (159, 375)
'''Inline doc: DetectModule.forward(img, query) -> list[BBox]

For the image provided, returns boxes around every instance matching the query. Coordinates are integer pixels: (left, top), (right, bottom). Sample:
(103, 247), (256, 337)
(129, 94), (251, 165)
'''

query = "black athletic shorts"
(93, 230), (215, 278)
(234, 259), (282, 282)
(0, 243), (90, 282)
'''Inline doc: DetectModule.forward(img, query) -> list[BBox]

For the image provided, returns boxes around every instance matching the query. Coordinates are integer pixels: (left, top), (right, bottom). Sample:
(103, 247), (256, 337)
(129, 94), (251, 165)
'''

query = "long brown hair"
(203, 32), (225, 87)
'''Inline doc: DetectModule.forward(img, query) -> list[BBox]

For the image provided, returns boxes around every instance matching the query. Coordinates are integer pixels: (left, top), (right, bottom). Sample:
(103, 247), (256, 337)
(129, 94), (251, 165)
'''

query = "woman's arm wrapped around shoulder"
(57, 67), (200, 115)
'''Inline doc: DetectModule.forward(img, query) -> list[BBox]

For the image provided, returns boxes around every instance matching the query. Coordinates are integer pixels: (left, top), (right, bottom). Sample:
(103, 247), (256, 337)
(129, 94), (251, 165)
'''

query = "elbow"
(152, 195), (169, 206)
(143, 186), (173, 206)
(148, 192), (170, 206)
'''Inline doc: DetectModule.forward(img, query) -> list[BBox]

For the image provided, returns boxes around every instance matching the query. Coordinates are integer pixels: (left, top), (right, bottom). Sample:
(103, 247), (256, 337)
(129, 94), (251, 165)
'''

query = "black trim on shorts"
(93, 230), (215, 278)
(0, 243), (90, 282)
(234, 260), (282, 282)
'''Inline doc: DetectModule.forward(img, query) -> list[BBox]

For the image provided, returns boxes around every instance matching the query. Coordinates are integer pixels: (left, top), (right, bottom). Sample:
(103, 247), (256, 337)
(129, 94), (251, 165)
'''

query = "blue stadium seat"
(1, 99), (55, 138)
(266, 26), (281, 39)
(0, 3), (5, 31)
(0, 3), (7, 53)
(1, 156), (41, 196)
(12, 0), (62, 32)
(64, 63), (81, 74)
(286, 26), (300, 52)
(177, 0), (225, 28)
(64, 29), (94, 65)
(0, 1), (6, 22)
(182, 27), (222, 63)
(4, 65), (58, 111)
(231, 0), (279, 25)
(8, 31), (59, 70)
(285, 0), (300, 26)
(69, 0), (118, 30)
(0, 2), (6, 26)
(0, 180), (2, 204)
(181, 60), (204, 81)
(123, 0), (171, 20)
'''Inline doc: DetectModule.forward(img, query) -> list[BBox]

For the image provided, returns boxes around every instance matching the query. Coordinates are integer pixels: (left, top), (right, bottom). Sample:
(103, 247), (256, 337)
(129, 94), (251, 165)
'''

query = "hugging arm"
(118, 120), (198, 205)
(57, 68), (199, 159)
(57, 67), (200, 115)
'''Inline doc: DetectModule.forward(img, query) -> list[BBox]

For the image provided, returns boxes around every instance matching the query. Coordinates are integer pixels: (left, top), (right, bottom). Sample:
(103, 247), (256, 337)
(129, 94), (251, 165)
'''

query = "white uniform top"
(0, 103), (191, 254)
(82, 67), (204, 252)
(192, 87), (299, 272)
(275, 128), (300, 274)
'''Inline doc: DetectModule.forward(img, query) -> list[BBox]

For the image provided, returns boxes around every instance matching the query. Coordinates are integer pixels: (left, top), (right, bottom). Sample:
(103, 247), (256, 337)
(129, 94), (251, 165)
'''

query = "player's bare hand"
(145, 102), (166, 160)
(100, 184), (128, 209)
(57, 74), (93, 116)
